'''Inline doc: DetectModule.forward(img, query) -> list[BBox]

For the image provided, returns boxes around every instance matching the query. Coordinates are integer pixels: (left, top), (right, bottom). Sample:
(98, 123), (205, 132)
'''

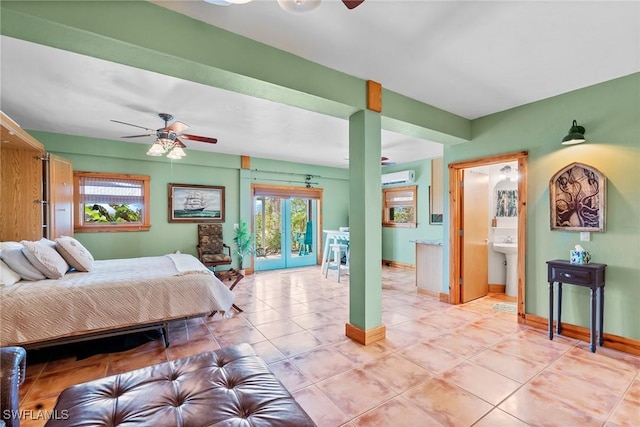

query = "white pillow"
(55, 236), (94, 272)
(20, 240), (69, 279)
(1, 259), (22, 286)
(1, 241), (24, 251)
(0, 247), (47, 281)
(39, 237), (58, 248)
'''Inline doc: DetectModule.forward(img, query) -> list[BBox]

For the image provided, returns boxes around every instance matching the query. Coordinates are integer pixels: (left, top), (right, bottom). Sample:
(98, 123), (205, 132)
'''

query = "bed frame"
(20, 312), (213, 350)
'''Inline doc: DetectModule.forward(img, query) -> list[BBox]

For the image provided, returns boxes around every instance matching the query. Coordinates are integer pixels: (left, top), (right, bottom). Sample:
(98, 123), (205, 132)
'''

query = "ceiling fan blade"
(121, 133), (154, 138)
(342, 0), (364, 10)
(181, 134), (218, 144)
(174, 138), (187, 148)
(381, 156), (396, 166)
(167, 121), (189, 133)
(110, 119), (156, 132)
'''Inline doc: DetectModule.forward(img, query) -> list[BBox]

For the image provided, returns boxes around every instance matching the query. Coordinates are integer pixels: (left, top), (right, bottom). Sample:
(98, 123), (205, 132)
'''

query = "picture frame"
(549, 162), (606, 232)
(495, 189), (518, 217)
(168, 183), (225, 223)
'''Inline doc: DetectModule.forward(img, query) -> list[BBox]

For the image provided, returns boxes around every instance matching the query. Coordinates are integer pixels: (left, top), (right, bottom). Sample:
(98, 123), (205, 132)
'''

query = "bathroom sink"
(493, 242), (518, 255)
(493, 242), (519, 297)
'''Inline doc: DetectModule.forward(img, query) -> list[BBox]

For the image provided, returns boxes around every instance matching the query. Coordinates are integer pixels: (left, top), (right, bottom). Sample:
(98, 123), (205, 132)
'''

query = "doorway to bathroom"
(448, 151), (528, 323)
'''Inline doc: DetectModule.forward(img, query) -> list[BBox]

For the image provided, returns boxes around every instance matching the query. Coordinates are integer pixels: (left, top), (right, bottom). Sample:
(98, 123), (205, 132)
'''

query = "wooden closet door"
(48, 155), (74, 239)
(0, 148), (44, 241)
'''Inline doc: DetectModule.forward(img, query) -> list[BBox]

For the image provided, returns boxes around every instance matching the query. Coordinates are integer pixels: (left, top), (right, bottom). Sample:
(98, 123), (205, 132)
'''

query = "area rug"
(492, 302), (517, 314)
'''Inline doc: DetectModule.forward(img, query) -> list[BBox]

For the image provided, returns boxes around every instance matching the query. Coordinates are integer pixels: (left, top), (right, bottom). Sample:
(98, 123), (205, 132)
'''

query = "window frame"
(73, 171), (151, 232)
(382, 185), (417, 228)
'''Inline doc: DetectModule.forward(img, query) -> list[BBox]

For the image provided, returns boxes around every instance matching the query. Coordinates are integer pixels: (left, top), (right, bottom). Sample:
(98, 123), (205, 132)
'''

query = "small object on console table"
(546, 259), (607, 352)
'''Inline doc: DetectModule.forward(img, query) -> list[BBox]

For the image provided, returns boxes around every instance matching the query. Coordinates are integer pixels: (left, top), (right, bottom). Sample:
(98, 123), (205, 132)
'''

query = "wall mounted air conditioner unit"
(381, 169), (415, 185)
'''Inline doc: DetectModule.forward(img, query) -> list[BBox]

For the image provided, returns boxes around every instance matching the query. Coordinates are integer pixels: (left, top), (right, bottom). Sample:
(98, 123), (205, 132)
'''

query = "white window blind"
(79, 176), (144, 205)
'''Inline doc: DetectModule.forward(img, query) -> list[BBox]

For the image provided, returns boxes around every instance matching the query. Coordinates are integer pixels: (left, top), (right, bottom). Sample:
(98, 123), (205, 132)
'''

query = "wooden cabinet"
(1, 113), (45, 241)
(429, 157), (444, 224)
(0, 112), (73, 241)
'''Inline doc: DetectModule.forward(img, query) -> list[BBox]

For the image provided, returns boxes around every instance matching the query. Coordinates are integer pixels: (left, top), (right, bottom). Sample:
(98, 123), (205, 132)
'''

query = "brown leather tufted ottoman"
(44, 343), (315, 426)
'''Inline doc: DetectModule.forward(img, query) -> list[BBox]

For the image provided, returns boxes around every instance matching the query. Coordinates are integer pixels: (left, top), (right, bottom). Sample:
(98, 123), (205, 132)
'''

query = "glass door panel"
(254, 196), (316, 271)
(255, 196), (284, 270)
(286, 198), (316, 268)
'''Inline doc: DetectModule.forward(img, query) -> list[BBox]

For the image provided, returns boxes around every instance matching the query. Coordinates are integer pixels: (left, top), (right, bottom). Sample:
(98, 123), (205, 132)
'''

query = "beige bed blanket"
(0, 254), (234, 346)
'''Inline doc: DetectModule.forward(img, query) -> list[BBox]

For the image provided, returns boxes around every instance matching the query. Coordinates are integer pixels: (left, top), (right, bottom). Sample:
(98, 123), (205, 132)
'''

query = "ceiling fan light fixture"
(115, 113), (217, 160)
(277, 0), (321, 14)
(170, 146), (187, 158)
(146, 141), (166, 156)
(561, 119), (586, 145)
(166, 149), (184, 160)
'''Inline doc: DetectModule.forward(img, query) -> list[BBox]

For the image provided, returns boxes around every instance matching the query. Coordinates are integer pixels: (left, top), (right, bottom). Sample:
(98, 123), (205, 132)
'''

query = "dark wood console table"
(546, 259), (607, 352)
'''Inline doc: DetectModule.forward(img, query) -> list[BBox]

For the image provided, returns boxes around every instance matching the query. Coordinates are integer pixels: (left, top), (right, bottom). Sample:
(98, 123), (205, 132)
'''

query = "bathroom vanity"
(414, 240), (443, 296)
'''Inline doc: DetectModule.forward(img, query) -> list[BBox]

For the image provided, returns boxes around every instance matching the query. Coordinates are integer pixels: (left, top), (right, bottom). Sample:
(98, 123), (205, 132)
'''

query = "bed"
(0, 253), (235, 349)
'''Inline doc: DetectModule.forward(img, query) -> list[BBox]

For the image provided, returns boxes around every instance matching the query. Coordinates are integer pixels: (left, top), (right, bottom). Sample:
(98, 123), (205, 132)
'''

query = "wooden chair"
(197, 224), (232, 271)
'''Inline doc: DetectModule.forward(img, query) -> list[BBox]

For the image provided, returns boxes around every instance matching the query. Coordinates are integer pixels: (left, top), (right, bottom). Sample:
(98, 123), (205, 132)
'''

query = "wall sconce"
(561, 120), (586, 145)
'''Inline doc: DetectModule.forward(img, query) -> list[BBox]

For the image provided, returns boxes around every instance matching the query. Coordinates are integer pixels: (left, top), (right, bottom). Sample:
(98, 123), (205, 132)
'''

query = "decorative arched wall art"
(549, 162), (606, 232)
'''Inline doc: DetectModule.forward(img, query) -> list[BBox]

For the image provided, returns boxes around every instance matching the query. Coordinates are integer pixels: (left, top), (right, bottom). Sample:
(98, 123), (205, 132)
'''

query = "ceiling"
(1, 1), (638, 168)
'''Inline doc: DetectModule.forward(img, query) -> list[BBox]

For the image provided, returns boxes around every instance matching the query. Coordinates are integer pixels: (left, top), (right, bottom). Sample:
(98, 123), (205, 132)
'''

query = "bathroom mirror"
(429, 157), (443, 224)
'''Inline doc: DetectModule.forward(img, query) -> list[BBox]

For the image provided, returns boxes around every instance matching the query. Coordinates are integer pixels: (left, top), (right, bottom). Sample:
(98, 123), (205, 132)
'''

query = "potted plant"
(233, 220), (255, 275)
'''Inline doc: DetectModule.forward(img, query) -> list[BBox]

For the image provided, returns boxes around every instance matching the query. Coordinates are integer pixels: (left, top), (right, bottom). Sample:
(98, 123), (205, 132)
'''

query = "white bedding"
(0, 254), (234, 346)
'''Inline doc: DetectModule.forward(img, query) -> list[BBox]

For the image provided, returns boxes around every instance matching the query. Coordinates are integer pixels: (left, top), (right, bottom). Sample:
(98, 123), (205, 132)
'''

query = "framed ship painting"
(549, 163), (605, 232)
(168, 183), (225, 223)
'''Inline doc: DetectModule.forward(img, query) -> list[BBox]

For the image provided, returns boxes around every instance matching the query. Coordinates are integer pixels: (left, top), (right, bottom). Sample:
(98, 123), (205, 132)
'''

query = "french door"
(254, 196), (317, 271)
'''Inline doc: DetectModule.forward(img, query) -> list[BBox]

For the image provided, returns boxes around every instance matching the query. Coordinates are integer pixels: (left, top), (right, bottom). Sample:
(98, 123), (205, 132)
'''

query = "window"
(383, 185), (417, 228)
(73, 172), (151, 232)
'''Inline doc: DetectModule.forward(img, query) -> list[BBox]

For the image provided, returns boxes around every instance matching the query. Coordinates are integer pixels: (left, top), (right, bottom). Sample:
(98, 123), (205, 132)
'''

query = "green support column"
(346, 110), (385, 345)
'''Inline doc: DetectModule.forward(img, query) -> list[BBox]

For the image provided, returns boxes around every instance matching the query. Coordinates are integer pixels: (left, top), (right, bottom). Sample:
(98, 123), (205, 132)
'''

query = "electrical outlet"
(580, 232), (591, 241)
(234, 223), (239, 230)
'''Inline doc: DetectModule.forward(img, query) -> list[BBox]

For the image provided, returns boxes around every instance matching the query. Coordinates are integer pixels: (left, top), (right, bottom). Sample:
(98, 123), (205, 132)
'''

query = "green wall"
(5, 1), (638, 342)
(35, 132), (349, 264)
(381, 159), (444, 266)
(39, 127), (444, 270)
(444, 73), (640, 339)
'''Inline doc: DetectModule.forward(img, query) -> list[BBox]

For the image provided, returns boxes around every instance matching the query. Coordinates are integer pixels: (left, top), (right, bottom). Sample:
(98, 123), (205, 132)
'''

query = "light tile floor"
(18, 266), (640, 426)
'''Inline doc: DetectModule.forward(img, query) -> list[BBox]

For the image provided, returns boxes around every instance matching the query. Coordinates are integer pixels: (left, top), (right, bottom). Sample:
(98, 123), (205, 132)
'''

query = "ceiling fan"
(344, 156), (396, 166)
(204, 0), (365, 12)
(111, 113), (218, 159)
(381, 156), (396, 166)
